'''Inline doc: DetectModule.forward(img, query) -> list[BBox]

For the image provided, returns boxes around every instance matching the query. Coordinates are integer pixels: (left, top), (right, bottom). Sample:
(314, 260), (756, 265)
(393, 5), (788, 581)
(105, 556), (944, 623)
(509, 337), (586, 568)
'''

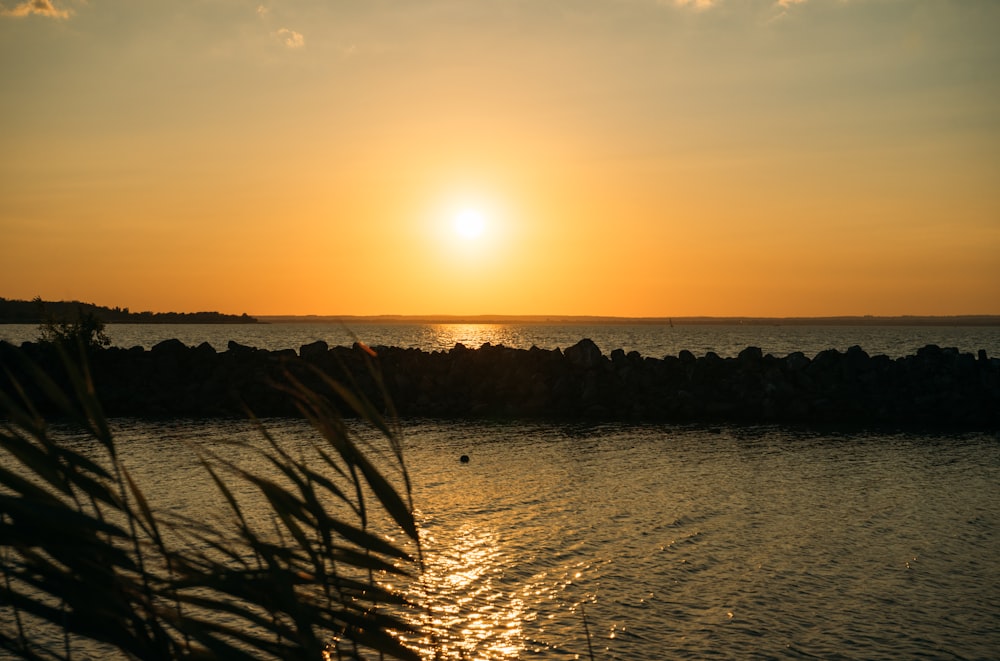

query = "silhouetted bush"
(35, 297), (111, 351)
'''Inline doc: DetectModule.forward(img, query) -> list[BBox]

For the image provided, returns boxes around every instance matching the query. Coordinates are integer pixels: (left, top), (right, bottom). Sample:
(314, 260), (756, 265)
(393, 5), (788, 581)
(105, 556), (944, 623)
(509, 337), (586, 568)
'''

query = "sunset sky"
(1, 0), (998, 317)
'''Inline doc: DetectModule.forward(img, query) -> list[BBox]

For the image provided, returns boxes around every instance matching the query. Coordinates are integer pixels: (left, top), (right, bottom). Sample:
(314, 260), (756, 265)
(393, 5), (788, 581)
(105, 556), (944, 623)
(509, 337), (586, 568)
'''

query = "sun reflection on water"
(387, 518), (605, 660)
(398, 524), (525, 659)
(429, 324), (523, 352)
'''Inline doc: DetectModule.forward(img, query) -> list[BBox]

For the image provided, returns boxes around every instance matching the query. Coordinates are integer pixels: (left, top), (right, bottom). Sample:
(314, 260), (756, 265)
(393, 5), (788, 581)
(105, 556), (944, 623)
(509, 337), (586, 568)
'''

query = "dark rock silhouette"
(1, 338), (997, 428)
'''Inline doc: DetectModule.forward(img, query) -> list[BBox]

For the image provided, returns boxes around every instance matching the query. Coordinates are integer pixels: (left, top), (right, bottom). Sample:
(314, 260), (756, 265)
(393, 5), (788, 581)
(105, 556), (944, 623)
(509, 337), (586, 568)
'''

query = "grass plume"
(0, 340), (423, 660)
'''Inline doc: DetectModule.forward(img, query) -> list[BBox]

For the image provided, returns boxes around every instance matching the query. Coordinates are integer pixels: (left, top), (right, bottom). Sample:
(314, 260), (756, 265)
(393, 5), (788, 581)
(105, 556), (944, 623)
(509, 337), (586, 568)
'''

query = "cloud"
(0, 0), (70, 19)
(768, 0), (808, 22)
(256, 4), (268, 18)
(669, 0), (718, 8)
(667, 0), (809, 10)
(275, 27), (304, 49)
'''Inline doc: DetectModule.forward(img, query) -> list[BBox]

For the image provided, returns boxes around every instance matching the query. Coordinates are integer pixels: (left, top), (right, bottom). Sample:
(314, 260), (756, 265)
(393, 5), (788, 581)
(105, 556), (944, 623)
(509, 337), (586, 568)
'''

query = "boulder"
(564, 339), (604, 370)
(299, 340), (329, 361)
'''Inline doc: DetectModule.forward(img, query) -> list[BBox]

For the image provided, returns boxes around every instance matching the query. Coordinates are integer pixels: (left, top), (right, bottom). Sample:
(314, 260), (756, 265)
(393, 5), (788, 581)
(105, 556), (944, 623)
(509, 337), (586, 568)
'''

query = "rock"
(299, 340), (329, 361)
(152, 338), (187, 355)
(917, 344), (942, 359)
(195, 341), (216, 355)
(0, 338), (996, 427)
(227, 340), (256, 354)
(785, 351), (810, 372)
(564, 339), (604, 369)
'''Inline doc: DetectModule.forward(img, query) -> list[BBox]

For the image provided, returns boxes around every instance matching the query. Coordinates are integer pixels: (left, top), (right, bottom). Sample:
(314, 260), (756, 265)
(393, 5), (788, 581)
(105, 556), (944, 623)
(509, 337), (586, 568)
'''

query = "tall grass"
(0, 341), (423, 660)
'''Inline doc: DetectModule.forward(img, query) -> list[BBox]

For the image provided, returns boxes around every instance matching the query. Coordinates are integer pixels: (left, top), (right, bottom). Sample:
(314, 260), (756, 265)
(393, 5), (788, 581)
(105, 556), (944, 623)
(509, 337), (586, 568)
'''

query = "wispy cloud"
(275, 27), (304, 49)
(670, 0), (718, 9)
(768, 0), (808, 23)
(0, 0), (70, 19)
(668, 0), (809, 11)
(259, 5), (305, 51)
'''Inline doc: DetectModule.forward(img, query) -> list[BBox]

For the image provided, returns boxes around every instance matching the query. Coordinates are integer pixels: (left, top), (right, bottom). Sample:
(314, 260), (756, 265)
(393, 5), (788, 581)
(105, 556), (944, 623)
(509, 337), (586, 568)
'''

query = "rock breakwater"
(2, 339), (997, 427)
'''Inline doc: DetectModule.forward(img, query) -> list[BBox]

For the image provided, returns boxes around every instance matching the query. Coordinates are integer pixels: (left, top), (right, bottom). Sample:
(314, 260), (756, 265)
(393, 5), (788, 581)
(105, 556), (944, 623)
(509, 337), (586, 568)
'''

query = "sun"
(453, 208), (486, 239)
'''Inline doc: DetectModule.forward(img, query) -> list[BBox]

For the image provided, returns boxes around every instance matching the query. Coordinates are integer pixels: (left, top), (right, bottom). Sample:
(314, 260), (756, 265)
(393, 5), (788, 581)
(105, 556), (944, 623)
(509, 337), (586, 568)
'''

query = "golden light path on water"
(429, 324), (523, 351)
(405, 525), (524, 658)
(374, 417), (631, 661)
(392, 519), (604, 660)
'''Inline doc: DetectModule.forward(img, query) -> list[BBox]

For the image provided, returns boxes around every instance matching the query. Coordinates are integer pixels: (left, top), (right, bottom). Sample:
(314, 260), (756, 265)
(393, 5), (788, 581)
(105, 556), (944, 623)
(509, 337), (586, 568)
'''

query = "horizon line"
(253, 313), (1000, 326)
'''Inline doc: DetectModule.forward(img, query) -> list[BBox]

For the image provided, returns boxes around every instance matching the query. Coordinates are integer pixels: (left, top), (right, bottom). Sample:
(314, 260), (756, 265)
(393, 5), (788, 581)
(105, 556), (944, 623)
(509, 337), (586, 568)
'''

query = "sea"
(2, 323), (999, 659)
(2, 321), (1000, 359)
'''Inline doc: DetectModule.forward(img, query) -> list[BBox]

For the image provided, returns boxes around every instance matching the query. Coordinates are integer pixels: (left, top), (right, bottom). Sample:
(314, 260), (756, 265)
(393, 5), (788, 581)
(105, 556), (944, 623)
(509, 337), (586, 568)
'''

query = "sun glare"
(454, 209), (486, 239)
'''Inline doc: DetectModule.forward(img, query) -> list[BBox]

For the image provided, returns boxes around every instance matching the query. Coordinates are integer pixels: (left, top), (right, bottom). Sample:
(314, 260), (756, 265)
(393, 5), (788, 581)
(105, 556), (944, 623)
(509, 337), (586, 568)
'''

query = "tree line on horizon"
(0, 297), (259, 325)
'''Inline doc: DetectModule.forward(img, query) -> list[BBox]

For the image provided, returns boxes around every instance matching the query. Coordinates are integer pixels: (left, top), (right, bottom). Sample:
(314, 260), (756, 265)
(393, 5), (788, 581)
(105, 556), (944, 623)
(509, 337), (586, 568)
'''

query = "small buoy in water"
(459, 454), (470, 463)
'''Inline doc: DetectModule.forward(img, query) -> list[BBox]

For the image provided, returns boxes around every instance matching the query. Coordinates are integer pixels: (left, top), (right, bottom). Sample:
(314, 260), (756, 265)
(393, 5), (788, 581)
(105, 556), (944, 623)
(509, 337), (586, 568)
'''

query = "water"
(2, 322), (999, 358)
(392, 423), (1000, 659)
(4, 323), (999, 658)
(82, 420), (999, 659)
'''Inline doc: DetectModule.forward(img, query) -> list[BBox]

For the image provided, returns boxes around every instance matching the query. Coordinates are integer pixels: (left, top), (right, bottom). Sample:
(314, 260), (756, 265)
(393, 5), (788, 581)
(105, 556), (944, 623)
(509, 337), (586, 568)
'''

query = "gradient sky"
(2, 0), (998, 317)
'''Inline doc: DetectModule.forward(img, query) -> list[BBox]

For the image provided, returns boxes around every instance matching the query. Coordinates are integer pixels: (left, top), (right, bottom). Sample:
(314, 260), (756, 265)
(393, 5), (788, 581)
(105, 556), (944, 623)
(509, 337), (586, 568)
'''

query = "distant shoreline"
(0, 297), (259, 325)
(256, 314), (1000, 327)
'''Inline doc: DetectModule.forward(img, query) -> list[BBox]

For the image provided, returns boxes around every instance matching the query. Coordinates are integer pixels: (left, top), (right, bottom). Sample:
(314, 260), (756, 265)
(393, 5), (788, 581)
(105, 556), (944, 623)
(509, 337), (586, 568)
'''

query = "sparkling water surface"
(78, 419), (999, 659)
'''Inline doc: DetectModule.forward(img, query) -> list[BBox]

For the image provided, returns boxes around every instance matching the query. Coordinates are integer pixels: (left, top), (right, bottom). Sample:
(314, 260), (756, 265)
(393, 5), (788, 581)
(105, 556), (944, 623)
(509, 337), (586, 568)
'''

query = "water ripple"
(56, 419), (1000, 660)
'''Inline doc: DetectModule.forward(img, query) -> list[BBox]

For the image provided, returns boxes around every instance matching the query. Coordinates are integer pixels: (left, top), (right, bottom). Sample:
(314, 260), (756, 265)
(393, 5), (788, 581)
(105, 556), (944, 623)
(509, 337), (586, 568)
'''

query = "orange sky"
(1, 0), (998, 317)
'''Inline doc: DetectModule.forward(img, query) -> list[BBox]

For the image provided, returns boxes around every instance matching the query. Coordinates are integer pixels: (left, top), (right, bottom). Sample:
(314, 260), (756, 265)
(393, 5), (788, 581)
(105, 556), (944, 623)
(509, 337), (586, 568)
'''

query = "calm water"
(2, 322), (999, 358)
(77, 419), (1000, 659)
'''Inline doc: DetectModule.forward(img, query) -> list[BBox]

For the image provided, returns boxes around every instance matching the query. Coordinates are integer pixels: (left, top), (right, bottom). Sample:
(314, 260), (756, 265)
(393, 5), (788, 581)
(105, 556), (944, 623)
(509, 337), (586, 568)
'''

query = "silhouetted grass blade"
(1, 339), (426, 659)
